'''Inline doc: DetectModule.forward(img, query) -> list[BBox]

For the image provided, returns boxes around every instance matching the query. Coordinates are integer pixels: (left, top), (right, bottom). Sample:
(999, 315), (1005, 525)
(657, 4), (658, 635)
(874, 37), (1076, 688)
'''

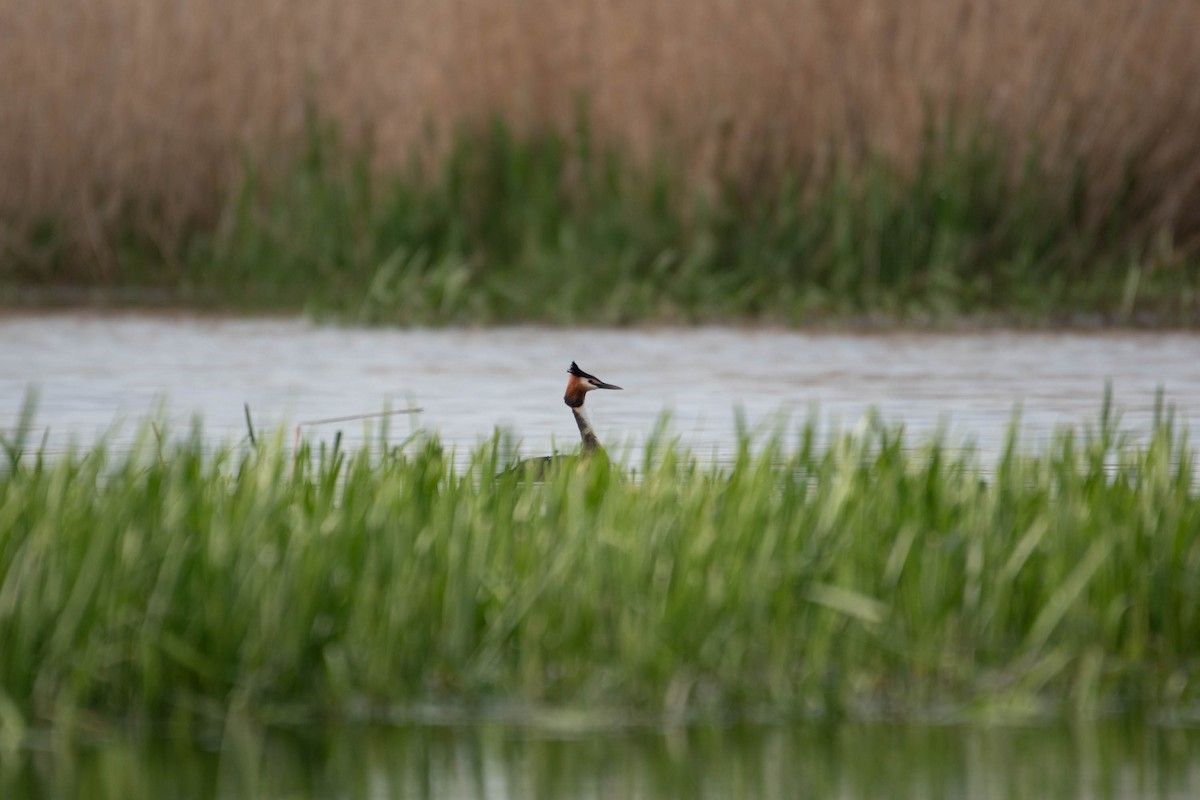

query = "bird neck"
(571, 405), (601, 452)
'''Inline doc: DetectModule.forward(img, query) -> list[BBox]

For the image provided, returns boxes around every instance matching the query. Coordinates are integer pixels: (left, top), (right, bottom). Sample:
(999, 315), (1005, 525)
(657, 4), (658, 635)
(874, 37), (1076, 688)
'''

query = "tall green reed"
(0, 409), (1197, 741)
(134, 118), (1198, 325)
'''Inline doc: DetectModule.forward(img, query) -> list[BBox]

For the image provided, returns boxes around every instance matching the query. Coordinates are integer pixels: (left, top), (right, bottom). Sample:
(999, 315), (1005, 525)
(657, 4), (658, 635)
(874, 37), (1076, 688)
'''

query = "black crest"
(568, 361), (598, 380)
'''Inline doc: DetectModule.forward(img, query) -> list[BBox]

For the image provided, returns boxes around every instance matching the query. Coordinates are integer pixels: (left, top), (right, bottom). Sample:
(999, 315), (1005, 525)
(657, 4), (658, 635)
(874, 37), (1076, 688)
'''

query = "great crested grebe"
(508, 362), (623, 475)
(562, 361), (623, 452)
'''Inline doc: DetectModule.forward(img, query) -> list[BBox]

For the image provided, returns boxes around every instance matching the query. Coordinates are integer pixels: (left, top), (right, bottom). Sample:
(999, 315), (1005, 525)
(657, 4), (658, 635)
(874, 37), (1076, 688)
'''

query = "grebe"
(562, 361), (623, 452)
(509, 362), (622, 475)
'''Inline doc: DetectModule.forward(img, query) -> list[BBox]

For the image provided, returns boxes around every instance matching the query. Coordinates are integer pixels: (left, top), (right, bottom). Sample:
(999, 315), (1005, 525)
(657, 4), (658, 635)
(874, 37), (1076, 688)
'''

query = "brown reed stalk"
(2, 0), (1199, 271)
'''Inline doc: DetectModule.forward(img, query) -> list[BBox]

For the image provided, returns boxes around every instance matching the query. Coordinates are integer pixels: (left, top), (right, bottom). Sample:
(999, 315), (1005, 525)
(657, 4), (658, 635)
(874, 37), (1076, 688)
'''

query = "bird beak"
(594, 381), (622, 390)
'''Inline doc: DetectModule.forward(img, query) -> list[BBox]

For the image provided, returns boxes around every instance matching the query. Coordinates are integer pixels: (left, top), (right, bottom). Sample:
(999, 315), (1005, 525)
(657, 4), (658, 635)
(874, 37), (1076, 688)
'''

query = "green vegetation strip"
(1, 405), (1198, 740)
(10, 119), (1199, 325)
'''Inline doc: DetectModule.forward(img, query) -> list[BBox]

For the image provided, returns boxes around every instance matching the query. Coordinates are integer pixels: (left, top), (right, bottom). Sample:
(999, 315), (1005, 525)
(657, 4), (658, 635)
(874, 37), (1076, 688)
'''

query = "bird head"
(564, 361), (622, 407)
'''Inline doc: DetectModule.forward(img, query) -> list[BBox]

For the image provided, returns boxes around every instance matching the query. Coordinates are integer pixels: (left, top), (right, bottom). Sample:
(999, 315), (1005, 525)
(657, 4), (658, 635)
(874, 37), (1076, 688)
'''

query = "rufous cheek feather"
(563, 374), (585, 407)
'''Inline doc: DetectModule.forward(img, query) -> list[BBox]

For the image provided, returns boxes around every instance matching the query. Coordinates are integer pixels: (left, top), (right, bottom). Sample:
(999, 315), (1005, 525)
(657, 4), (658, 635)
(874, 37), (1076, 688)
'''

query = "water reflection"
(6, 721), (1199, 799)
(3, 313), (1199, 463)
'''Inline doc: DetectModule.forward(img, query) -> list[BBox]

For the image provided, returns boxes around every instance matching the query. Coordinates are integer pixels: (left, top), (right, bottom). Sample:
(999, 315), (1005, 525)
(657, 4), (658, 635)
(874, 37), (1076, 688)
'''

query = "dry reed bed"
(2, 0), (1200, 270)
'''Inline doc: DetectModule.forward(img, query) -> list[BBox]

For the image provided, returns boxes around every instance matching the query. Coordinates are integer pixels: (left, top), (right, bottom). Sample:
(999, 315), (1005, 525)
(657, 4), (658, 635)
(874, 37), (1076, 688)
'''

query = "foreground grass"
(9, 119), (1199, 326)
(1, 407), (1198, 741)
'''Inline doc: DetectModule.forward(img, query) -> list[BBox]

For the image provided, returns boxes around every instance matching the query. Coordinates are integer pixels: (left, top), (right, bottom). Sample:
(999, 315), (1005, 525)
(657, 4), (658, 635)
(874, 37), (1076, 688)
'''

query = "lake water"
(6, 718), (1200, 799)
(4, 312), (1200, 799)
(4, 313), (1199, 463)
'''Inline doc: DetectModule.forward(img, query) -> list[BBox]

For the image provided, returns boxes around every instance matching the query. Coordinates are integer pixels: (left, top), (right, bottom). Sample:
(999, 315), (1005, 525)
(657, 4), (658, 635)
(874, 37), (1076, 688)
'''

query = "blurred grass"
(6, 0), (1200, 280)
(5, 0), (1200, 325)
(1, 399), (1198, 741)
(17, 115), (1189, 325)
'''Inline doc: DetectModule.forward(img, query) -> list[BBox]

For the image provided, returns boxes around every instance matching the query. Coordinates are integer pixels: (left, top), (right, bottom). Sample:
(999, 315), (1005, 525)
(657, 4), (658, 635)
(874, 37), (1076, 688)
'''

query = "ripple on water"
(3, 313), (1198, 463)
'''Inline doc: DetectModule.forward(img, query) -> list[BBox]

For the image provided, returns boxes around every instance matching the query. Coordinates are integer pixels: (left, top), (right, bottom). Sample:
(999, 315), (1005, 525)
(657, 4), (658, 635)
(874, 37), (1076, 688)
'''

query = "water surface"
(4, 313), (1198, 461)
(6, 719), (1200, 800)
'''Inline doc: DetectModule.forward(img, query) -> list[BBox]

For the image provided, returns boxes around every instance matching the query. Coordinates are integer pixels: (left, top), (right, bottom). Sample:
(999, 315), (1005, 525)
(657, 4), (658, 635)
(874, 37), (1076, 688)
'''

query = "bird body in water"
(508, 361), (622, 475)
